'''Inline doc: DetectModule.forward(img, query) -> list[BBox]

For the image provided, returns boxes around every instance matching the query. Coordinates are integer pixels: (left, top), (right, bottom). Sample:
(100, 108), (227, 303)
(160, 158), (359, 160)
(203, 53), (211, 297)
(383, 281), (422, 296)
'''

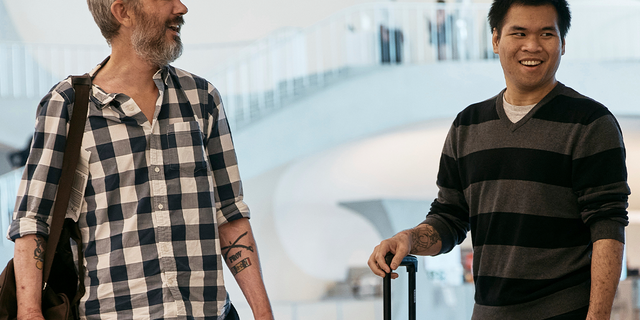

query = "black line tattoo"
(230, 258), (251, 276)
(228, 251), (242, 263)
(34, 236), (45, 270)
(221, 232), (254, 262)
(412, 225), (441, 251)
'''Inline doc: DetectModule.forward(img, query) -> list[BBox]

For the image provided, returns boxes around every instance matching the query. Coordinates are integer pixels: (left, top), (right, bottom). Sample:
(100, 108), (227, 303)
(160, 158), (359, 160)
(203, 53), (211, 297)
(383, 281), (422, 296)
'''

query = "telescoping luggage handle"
(384, 253), (418, 320)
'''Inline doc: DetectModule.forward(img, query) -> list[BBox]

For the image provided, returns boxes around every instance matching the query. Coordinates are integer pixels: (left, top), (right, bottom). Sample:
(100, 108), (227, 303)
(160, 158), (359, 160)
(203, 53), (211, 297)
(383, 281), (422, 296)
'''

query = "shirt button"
(158, 204), (164, 210)
(154, 167), (160, 173)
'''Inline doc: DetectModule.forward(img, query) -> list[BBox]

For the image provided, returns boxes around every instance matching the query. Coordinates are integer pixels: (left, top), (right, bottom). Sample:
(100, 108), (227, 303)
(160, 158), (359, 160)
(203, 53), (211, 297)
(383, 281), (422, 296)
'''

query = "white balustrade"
(2, 2), (639, 129)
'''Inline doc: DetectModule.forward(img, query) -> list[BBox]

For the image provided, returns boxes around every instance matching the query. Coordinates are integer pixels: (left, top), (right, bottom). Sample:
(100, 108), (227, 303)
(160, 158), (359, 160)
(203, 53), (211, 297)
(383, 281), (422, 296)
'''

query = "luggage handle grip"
(383, 253), (418, 320)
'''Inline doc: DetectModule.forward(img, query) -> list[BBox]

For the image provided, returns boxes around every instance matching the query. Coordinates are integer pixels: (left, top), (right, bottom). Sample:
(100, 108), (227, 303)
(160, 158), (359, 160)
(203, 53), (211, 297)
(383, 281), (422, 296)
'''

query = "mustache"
(168, 15), (185, 27)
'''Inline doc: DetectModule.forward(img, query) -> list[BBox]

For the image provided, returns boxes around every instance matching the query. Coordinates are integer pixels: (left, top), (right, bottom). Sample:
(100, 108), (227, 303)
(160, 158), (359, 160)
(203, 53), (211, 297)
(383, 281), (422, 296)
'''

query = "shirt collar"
(88, 56), (171, 109)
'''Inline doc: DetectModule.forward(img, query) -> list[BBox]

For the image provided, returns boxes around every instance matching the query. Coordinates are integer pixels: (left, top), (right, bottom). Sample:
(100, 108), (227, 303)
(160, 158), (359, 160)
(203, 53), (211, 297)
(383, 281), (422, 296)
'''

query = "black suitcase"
(384, 253), (418, 320)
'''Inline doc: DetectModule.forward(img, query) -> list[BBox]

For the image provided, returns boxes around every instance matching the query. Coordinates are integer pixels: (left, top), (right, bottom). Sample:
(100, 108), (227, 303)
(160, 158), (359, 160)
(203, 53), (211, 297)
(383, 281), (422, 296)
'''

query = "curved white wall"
(272, 121), (448, 281)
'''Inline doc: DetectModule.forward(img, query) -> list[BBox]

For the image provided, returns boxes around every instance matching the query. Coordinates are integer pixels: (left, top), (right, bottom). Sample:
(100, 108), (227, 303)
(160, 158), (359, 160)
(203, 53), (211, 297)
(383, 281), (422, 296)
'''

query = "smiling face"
(130, 0), (188, 67)
(493, 4), (565, 103)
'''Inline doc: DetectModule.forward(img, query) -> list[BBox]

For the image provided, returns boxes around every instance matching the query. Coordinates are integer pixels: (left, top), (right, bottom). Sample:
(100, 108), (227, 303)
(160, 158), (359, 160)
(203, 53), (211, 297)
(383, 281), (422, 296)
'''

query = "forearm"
(13, 234), (46, 319)
(587, 238), (624, 320)
(218, 218), (273, 320)
(409, 223), (442, 256)
(369, 223), (442, 278)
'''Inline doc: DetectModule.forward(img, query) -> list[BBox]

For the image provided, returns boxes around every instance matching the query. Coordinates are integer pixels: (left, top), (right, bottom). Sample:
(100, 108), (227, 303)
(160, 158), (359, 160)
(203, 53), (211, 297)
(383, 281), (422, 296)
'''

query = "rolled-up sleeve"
(205, 85), (250, 226)
(8, 79), (75, 241)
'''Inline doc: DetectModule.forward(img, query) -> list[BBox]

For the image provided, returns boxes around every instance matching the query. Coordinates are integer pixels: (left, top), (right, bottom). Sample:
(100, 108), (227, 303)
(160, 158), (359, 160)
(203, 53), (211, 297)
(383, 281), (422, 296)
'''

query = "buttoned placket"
(148, 70), (189, 317)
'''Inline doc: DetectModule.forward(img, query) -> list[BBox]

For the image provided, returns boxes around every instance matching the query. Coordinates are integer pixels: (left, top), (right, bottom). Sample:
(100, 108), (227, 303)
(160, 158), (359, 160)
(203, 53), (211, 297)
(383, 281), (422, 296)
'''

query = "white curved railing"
(2, 2), (640, 129)
(0, 43), (110, 99)
(204, 1), (640, 128)
(202, 2), (498, 128)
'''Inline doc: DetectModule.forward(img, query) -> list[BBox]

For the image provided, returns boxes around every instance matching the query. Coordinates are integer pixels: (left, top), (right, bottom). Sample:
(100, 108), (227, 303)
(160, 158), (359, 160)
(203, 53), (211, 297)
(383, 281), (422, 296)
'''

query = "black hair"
(488, 0), (571, 40)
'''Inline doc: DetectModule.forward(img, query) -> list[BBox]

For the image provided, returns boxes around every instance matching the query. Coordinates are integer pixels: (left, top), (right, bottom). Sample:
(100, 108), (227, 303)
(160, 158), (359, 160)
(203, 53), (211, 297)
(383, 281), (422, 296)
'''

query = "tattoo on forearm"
(412, 225), (441, 251)
(221, 231), (254, 262)
(231, 258), (252, 275)
(34, 237), (45, 270)
(229, 251), (242, 263)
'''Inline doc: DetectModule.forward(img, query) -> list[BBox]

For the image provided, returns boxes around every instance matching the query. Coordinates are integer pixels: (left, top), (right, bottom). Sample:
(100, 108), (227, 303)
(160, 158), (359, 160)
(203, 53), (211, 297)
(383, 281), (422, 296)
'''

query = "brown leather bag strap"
(42, 74), (92, 284)
(68, 219), (86, 306)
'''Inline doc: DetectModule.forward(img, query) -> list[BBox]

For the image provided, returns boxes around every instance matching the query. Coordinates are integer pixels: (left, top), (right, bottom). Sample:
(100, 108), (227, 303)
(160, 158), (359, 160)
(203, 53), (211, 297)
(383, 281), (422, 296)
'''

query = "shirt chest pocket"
(164, 121), (208, 173)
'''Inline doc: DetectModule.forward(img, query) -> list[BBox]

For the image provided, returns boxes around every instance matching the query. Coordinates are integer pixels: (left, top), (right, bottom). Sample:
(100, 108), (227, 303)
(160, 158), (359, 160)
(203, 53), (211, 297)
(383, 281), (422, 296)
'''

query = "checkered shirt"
(9, 59), (250, 319)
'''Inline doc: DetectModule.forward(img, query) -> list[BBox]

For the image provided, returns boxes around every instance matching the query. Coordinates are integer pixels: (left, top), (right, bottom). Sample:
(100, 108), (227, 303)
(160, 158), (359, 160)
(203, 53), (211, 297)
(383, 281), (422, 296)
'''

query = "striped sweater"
(424, 83), (630, 319)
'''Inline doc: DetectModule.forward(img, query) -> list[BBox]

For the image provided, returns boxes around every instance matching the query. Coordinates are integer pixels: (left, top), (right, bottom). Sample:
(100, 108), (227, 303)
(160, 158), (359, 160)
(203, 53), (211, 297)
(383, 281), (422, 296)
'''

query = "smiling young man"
(369, 0), (630, 319)
(10, 0), (273, 319)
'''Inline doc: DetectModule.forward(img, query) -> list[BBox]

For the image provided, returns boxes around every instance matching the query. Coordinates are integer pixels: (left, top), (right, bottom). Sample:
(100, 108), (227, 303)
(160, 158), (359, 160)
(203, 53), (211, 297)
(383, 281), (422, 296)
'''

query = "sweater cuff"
(422, 215), (455, 255)
(589, 219), (625, 243)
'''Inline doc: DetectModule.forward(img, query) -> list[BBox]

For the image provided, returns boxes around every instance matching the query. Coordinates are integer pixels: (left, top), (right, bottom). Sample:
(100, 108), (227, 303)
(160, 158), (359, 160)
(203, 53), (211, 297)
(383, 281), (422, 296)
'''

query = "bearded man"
(9, 0), (273, 319)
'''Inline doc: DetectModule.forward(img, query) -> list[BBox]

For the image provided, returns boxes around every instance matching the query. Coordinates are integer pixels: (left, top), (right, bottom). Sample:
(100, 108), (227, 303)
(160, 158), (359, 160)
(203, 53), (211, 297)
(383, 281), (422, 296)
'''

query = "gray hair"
(86, 0), (140, 45)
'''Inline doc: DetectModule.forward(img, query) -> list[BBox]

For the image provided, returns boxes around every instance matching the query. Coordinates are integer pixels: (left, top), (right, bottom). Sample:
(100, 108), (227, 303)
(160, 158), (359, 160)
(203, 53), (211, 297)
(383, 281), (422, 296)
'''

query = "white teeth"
(521, 60), (542, 66)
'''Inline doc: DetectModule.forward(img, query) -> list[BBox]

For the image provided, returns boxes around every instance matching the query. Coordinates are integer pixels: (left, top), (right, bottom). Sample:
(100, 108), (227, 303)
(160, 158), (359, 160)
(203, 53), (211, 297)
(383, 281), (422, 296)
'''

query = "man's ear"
(111, 0), (133, 28)
(492, 28), (500, 54)
(561, 38), (566, 55)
